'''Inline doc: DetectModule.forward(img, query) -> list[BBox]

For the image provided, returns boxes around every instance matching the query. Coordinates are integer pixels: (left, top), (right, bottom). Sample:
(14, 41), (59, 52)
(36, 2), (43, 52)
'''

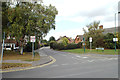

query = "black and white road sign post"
(30, 36), (36, 58)
(113, 38), (118, 52)
(89, 37), (92, 51)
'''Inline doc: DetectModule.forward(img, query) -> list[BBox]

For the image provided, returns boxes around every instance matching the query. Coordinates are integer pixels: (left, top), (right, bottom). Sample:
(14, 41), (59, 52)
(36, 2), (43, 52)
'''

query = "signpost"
(30, 36), (36, 58)
(83, 37), (85, 53)
(113, 37), (118, 52)
(113, 38), (118, 42)
(89, 37), (92, 51)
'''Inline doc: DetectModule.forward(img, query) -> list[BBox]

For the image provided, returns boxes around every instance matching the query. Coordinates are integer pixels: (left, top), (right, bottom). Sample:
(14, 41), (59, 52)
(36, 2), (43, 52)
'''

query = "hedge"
(50, 41), (82, 50)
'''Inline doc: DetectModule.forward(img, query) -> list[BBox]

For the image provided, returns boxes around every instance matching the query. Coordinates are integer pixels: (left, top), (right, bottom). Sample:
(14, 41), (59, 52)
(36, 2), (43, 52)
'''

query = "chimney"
(99, 25), (103, 29)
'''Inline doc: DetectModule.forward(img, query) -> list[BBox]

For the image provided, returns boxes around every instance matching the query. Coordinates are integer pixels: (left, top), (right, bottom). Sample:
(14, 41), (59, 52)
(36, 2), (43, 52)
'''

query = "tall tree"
(3, 2), (58, 54)
(49, 36), (55, 42)
(83, 21), (104, 48)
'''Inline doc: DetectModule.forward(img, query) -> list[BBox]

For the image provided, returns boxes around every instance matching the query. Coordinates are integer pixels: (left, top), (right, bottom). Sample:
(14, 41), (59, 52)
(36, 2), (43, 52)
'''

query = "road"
(2, 47), (118, 78)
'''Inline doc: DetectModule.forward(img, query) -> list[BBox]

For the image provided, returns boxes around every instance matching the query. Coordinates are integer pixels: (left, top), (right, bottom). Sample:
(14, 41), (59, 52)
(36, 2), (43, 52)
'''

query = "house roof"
(4, 39), (16, 43)
(57, 36), (73, 42)
(76, 35), (83, 40)
(103, 27), (120, 34)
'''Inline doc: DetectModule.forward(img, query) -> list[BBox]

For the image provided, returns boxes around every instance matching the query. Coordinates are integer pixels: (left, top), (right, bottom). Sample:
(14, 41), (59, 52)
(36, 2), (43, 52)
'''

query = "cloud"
(43, 0), (119, 40)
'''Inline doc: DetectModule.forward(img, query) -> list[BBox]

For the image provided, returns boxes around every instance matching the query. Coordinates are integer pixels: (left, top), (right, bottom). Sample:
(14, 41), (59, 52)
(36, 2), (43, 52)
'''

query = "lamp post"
(114, 12), (120, 52)
(115, 13), (116, 52)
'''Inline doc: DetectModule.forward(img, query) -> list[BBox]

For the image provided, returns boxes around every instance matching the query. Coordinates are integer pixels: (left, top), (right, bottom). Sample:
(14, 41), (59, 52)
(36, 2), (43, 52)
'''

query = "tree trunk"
(20, 46), (23, 55)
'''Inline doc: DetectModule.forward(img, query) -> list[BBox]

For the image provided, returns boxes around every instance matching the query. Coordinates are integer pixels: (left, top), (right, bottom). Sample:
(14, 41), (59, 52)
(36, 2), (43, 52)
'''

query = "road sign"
(30, 36), (36, 42)
(113, 38), (118, 42)
(89, 37), (92, 42)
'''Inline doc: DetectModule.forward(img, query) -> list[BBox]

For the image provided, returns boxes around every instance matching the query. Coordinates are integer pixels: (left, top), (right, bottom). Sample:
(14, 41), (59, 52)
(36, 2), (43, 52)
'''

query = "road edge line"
(0, 56), (56, 73)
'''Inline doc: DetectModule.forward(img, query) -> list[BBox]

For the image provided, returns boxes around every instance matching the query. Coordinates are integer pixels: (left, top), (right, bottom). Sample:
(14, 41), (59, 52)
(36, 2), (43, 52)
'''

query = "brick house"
(74, 35), (83, 44)
(57, 36), (74, 43)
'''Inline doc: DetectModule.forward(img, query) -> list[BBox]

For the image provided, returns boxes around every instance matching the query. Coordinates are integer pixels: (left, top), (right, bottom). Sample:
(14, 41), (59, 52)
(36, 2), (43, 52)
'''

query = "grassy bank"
(1, 63), (32, 69)
(3, 50), (40, 61)
(62, 48), (119, 55)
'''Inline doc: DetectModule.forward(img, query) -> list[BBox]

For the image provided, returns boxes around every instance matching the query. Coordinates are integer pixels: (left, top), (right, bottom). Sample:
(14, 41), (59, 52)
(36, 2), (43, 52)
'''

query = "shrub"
(77, 42), (82, 48)
(66, 43), (77, 49)
(43, 42), (49, 47)
(24, 41), (40, 52)
(50, 41), (56, 49)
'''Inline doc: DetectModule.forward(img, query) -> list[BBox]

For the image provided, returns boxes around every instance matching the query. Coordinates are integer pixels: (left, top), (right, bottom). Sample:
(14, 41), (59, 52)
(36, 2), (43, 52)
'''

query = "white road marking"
(61, 64), (69, 66)
(76, 55), (81, 58)
(73, 63), (78, 64)
(87, 60), (94, 62)
(51, 65), (59, 67)
(82, 57), (88, 58)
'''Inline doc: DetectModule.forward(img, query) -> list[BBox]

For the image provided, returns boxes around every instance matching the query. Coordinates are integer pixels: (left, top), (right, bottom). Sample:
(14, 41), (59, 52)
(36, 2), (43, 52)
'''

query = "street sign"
(113, 38), (118, 42)
(30, 36), (36, 42)
(89, 37), (92, 42)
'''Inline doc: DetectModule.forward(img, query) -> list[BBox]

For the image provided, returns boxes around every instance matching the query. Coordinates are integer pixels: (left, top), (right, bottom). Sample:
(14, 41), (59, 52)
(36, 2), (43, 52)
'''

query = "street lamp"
(114, 12), (120, 52)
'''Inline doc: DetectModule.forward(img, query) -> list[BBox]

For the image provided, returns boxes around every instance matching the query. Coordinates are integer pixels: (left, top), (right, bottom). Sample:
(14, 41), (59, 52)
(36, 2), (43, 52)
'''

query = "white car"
(5, 46), (11, 50)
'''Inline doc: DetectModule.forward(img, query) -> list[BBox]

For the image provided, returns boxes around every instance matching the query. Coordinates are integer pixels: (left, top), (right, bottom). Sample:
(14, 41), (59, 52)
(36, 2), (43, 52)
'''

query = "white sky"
(43, 0), (120, 40)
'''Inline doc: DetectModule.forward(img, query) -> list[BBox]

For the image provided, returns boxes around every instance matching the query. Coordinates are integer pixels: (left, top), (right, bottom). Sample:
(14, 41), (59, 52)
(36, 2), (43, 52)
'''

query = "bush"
(24, 41), (40, 52)
(66, 43), (77, 49)
(43, 42), (49, 47)
(77, 42), (82, 48)
(52, 42), (65, 50)
(50, 41), (56, 49)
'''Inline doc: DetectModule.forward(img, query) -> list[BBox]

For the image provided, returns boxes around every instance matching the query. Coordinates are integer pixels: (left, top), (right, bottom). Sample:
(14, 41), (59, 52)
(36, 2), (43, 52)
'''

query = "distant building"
(57, 36), (74, 43)
(103, 27), (120, 34)
(75, 35), (83, 44)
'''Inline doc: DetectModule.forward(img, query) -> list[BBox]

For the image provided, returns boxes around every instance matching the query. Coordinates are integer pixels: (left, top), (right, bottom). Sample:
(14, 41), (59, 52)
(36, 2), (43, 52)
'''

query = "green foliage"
(3, 2), (58, 54)
(43, 42), (49, 47)
(77, 42), (82, 48)
(83, 21), (104, 49)
(50, 41), (82, 50)
(50, 41), (56, 49)
(66, 43), (77, 49)
(104, 33), (115, 49)
(53, 42), (65, 50)
(49, 36), (55, 42)
(61, 37), (69, 46)
(23, 41), (40, 52)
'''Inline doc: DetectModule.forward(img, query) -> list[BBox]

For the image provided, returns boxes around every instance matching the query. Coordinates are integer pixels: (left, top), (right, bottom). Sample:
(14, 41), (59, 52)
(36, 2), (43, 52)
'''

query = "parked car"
(5, 46), (11, 50)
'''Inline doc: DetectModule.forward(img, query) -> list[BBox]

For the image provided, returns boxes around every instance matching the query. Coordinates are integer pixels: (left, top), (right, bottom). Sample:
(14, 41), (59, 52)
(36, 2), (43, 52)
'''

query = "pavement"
(2, 47), (118, 78)
(2, 48), (53, 72)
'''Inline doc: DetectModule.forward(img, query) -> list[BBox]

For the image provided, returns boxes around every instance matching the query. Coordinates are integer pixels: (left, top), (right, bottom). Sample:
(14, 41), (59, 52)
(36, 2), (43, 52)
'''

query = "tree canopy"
(2, 1), (58, 54)
(83, 21), (104, 48)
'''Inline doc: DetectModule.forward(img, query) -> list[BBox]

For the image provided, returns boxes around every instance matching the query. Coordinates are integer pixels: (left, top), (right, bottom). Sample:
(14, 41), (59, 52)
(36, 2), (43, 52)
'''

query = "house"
(103, 26), (120, 34)
(2, 36), (19, 50)
(75, 35), (83, 44)
(3, 39), (17, 50)
(57, 36), (74, 43)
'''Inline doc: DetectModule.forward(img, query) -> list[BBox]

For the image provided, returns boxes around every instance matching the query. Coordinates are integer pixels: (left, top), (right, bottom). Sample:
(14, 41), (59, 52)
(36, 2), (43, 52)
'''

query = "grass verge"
(1, 63), (32, 70)
(62, 48), (119, 55)
(3, 51), (40, 61)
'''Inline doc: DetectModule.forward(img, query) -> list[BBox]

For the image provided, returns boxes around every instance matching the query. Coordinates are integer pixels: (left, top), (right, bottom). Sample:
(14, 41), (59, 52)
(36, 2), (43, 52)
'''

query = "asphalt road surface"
(2, 47), (118, 78)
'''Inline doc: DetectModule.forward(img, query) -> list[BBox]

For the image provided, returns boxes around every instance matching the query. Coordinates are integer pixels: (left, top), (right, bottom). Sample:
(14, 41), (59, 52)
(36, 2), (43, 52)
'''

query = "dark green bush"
(66, 43), (77, 49)
(77, 42), (82, 48)
(24, 41), (40, 52)
(50, 41), (56, 49)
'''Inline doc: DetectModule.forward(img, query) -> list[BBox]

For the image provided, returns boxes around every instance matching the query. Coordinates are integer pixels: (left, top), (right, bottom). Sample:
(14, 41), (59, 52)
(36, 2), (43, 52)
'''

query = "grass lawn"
(0, 50), (40, 69)
(2, 50), (40, 61)
(62, 48), (119, 55)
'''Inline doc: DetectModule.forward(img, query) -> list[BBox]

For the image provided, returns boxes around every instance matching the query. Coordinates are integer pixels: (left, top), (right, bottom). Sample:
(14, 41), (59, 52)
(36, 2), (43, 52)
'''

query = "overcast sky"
(43, 0), (119, 40)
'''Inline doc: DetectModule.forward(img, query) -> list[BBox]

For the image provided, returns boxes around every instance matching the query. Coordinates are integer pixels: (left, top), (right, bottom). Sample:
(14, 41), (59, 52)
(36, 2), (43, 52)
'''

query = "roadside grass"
(1, 63), (32, 69)
(3, 50), (40, 61)
(62, 48), (119, 55)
